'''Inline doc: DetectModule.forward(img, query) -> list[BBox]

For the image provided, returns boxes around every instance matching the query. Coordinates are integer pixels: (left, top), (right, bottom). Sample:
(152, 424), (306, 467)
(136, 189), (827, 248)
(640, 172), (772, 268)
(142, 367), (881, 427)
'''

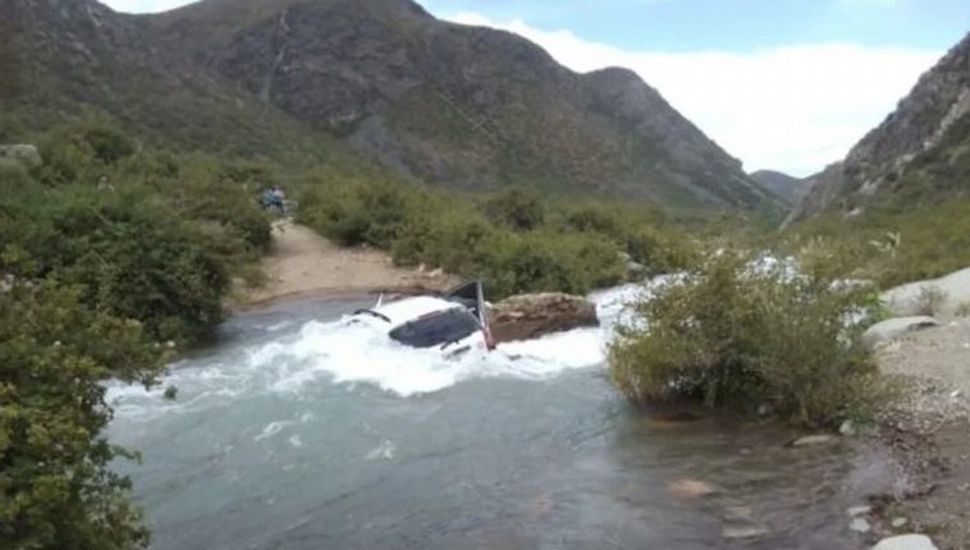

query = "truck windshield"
(389, 308), (481, 348)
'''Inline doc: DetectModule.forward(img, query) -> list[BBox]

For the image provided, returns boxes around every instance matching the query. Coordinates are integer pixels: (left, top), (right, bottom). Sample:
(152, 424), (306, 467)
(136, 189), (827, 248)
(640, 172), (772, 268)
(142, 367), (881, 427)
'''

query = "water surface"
(107, 288), (880, 549)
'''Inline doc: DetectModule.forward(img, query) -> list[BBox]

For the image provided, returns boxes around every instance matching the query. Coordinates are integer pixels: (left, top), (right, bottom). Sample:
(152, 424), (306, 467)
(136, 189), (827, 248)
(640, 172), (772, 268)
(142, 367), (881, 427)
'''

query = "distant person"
(262, 185), (285, 214)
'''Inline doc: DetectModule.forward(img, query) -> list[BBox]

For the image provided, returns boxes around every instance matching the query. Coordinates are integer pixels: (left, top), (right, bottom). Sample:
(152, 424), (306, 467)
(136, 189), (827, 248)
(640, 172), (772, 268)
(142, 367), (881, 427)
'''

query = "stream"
(106, 287), (889, 549)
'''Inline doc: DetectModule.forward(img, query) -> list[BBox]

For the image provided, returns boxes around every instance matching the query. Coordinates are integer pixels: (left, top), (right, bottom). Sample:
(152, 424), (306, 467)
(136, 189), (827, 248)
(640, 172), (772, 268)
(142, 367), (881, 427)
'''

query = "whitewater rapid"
(106, 284), (653, 419)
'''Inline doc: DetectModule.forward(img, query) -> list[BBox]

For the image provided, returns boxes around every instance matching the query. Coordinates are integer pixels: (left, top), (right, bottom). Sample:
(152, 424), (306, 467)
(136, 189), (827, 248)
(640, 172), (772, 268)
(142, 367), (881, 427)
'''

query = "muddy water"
(106, 290), (887, 549)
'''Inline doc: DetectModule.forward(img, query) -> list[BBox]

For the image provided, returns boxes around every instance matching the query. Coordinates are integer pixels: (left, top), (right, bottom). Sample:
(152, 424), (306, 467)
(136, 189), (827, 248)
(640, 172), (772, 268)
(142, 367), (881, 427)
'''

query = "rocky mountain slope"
(0, 0), (345, 162)
(749, 170), (810, 204)
(2, 0), (775, 209)
(787, 32), (970, 224)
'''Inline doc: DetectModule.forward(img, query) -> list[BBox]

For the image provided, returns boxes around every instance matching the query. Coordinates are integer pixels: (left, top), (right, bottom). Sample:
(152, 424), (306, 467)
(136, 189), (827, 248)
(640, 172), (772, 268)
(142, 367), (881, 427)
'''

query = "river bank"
(867, 318), (970, 549)
(227, 220), (459, 311)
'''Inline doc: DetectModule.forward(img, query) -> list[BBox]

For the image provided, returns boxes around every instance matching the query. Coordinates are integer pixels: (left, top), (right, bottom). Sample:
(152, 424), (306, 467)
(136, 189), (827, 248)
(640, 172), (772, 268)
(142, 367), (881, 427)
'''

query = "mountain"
(749, 170), (811, 204)
(787, 32), (970, 224)
(2, 0), (776, 209)
(0, 0), (348, 163)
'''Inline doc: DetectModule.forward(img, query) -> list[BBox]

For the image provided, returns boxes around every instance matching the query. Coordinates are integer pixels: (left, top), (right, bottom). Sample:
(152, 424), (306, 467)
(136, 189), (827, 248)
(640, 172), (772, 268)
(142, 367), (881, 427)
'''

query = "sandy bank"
(228, 220), (458, 311)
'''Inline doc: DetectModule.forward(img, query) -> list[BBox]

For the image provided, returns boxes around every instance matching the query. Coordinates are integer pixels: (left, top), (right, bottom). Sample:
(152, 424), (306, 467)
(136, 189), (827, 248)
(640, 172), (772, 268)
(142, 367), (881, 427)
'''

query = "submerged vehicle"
(348, 281), (496, 359)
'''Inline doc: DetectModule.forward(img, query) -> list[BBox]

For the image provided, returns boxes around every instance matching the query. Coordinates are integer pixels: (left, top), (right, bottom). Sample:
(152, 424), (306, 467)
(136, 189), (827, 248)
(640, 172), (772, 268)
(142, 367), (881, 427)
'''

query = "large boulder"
(882, 268), (970, 317)
(0, 145), (42, 170)
(488, 293), (599, 343)
(862, 316), (940, 346)
(871, 534), (938, 550)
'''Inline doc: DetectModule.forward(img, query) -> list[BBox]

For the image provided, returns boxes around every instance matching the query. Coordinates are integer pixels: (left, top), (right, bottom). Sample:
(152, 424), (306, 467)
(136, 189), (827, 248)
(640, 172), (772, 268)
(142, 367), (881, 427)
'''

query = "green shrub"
(483, 187), (545, 231)
(299, 179), (422, 248)
(479, 230), (626, 297)
(609, 252), (884, 428)
(0, 269), (167, 549)
(7, 188), (231, 342)
(786, 198), (970, 289)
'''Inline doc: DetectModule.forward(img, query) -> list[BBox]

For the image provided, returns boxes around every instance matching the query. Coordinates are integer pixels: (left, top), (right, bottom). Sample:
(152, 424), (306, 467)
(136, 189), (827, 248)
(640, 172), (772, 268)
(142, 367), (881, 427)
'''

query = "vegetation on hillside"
(297, 176), (697, 298)
(784, 198), (970, 289)
(0, 122), (274, 548)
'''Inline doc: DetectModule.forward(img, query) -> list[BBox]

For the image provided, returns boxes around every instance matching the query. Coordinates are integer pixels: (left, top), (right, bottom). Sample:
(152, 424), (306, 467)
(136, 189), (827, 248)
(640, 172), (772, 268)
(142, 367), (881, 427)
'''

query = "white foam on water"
(107, 282), (656, 418)
(253, 420), (295, 442)
(364, 439), (397, 461)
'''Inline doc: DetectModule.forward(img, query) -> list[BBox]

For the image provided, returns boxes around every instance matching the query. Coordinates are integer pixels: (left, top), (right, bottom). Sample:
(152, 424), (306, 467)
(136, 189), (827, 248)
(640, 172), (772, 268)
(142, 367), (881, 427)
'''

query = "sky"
(101, 0), (970, 176)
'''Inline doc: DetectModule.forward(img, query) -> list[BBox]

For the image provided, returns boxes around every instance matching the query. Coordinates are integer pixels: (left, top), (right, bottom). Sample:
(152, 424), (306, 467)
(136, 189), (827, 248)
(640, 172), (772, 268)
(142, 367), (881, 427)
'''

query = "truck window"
(389, 308), (481, 348)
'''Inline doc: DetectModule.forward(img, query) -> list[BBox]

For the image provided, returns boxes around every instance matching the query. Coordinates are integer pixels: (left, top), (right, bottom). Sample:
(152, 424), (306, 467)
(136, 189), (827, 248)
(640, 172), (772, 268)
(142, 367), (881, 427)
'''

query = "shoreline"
(226, 220), (458, 313)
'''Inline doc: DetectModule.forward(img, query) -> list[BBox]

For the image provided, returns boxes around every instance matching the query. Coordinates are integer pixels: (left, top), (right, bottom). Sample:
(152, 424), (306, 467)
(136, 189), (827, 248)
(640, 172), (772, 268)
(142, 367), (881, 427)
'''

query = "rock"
(790, 434), (837, 447)
(488, 293), (598, 343)
(891, 517), (908, 528)
(882, 268), (970, 317)
(0, 144), (42, 170)
(840, 420), (858, 436)
(871, 534), (938, 550)
(850, 517), (871, 533)
(863, 316), (940, 346)
(722, 525), (770, 539)
(666, 478), (718, 500)
(847, 506), (872, 517)
(723, 506), (754, 522)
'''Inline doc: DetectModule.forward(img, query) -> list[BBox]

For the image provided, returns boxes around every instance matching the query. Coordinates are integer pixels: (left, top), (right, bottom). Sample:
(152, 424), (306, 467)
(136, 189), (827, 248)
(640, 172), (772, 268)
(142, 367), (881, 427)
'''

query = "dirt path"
(228, 220), (457, 310)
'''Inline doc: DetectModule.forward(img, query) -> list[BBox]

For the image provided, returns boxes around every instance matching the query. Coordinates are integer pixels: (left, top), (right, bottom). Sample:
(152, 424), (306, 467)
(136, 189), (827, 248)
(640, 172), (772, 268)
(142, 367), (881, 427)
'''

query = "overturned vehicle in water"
(346, 281), (497, 360)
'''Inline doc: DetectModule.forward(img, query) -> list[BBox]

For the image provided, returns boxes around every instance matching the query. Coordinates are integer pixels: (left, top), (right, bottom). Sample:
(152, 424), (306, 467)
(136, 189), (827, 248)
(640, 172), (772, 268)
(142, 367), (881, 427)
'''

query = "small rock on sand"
(850, 517), (871, 533)
(790, 434), (837, 447)
(722, 525), (770, 540)
(847, 506), (872, 517)
(871, 534), (938, 550)
(666, 479), (718, 500)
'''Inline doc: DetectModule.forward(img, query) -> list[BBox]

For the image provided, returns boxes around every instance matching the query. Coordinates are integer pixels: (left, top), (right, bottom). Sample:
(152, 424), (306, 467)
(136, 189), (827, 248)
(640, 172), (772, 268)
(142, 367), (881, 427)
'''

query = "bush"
(479, 230), (626, 297)
(6, 188), (231, 342)
(1, 126), (273, 343)
(0, 270), (167, 549)
(483, 188), (545, 231)
(299, 179), (421, 248)
(609, 252), (885, 428)
(298, 178), (638, 298)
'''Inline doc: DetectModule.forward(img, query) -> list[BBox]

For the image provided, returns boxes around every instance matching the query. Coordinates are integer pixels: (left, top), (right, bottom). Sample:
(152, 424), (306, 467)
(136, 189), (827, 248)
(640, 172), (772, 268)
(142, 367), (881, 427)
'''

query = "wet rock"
(488, 293), (598, 343)
(850, 517), (871, 533)
(863, 316), (940, 346)
(723, 506), (754, 522)
(722, 525), (770, 540)
(847, 506), (873, 517)
(789, 434), (837, 447)
(666, 479), (718, 500)
(871, 534), (938, 550)
(840, 420), (858, 436)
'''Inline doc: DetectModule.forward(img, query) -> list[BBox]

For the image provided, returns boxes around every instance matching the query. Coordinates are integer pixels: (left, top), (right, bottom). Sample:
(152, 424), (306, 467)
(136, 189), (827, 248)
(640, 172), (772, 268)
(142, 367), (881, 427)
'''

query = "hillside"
(749, 170), (810, 204)
(0, 0), (352, 166)
(787, 32), (970, 224)
(2, 0), (775, 210)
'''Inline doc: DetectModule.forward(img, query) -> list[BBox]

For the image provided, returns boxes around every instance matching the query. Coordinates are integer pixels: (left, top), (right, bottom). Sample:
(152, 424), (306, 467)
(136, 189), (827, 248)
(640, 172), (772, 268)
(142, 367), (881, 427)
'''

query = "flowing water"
(107, 287), (889, 550)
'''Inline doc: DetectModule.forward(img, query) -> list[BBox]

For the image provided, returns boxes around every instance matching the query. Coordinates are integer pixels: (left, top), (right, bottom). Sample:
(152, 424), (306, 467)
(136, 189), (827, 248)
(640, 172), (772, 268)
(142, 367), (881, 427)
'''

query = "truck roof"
(372, 296), (460, 327)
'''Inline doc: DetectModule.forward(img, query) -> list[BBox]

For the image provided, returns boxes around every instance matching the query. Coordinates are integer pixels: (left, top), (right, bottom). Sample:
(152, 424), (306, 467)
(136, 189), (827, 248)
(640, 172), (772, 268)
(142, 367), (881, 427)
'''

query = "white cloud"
(448, 12), (940, 176)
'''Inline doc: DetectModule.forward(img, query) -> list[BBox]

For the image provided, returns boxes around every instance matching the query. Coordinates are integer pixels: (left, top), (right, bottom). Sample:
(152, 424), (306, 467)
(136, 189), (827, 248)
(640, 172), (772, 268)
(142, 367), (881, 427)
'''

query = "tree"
(0, 257), (166, 550)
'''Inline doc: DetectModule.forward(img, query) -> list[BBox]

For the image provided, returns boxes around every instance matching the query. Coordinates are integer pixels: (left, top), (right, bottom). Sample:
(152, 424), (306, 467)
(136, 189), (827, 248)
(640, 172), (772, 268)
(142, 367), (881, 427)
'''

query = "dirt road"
(229, 220), (457, 310)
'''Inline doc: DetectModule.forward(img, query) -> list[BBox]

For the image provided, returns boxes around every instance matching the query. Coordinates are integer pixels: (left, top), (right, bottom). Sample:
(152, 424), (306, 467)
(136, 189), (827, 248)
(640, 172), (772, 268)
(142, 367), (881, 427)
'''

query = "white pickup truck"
(347, 281), (496, 360)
